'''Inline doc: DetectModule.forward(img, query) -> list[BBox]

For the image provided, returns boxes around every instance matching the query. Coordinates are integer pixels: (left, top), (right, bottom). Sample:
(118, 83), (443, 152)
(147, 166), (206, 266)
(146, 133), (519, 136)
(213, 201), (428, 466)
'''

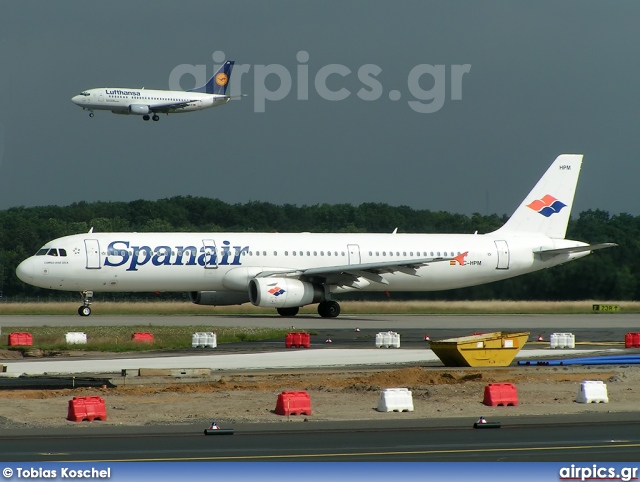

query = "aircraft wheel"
(152, 115), (159, 121)
(277, 307), (299, 317)
(318, 300), (340, 318)
(89, 113), (94, 118)
(78, 306), (91, 317)
(143, 115), (150, 121)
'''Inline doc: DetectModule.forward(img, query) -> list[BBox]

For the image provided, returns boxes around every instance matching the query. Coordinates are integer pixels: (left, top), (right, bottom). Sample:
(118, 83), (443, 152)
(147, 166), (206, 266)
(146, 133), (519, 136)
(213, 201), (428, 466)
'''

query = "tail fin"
(492, 154), (583, 238)
(189, 61), (235, 95)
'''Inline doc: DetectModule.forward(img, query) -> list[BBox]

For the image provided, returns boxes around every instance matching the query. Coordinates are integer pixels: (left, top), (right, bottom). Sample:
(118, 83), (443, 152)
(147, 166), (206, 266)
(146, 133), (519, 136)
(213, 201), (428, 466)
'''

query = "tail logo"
(527, 194), (567, 218)
(268, 286), (285, 297)
(215, 73), (229, 87)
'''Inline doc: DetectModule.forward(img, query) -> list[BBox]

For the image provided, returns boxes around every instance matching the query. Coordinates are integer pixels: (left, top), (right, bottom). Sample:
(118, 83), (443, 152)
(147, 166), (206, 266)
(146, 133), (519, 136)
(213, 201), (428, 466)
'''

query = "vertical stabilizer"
(492, 154), (583, 238)
(189, 61), (235, 95)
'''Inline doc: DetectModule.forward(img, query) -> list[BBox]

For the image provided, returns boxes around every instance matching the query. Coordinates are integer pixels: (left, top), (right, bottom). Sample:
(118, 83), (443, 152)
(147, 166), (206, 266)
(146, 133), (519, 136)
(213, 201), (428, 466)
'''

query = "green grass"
(0, 300), (636, 315)
(1, 325), (292, 353)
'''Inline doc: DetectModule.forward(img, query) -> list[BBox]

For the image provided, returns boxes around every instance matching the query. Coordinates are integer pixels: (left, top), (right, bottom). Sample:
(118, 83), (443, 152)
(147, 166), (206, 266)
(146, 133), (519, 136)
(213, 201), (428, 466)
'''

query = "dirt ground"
(0, 364), (637, 427)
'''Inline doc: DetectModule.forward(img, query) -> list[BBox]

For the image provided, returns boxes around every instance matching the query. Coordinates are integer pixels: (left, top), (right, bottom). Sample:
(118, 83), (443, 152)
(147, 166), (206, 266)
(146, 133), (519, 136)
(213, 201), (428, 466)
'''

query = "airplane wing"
(149, 100), (198, 113)
(256, 256), (457, 288)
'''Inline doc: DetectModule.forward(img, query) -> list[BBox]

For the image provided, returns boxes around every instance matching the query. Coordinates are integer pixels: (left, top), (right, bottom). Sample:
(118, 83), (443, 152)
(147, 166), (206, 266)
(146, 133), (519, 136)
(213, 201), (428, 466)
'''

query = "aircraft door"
(98, 92), (103, 103)
(494, 240), (510, 270)
(202, 239), (217, 269)
(84, 239), (101, 269)
(347, 244), (361, 265)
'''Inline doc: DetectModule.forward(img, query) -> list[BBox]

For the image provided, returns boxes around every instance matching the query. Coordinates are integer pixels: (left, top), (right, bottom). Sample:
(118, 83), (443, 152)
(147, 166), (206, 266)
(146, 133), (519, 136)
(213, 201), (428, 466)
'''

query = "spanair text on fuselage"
(19, 231), (585, 294)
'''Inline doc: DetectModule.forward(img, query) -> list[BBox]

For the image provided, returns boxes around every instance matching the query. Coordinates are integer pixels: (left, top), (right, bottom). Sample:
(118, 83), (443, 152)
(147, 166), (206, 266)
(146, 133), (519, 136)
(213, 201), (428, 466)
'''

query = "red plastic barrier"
(275, 391), (312, 416)
(131, 332), (154, 343)
(8, 332), (33, 346)
(625, 332), (640, 348)
(483, 383), (519, 406)
(285, 332), (310, 348)
(67, 396), (107, 422)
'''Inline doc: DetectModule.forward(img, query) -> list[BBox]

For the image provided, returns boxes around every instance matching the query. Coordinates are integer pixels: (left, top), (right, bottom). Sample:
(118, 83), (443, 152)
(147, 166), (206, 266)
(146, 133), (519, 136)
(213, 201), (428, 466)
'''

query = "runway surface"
(2, 414), (640, 462)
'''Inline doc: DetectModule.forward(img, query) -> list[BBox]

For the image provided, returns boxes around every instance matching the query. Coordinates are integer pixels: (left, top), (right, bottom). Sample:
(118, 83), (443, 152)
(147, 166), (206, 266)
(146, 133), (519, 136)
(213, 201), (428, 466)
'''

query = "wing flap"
(149, 100), (197, 113)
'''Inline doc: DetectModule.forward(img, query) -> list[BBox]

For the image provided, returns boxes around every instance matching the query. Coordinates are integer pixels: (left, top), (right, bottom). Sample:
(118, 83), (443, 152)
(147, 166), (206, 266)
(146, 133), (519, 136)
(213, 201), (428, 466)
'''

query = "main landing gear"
(275, 301), (341, 318)
(318, 300), (340, 318)
(78, 290), (93, 316)
(277, 307), (299, 317)
(276, 300), (340, 318)
(143, 114), (160, 121)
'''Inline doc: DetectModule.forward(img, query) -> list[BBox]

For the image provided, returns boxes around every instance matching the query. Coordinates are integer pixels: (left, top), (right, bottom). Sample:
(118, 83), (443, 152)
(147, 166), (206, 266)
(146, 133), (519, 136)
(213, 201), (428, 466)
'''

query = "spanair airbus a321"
(16, 154), (615, 318)
(71, 61), (235, 121)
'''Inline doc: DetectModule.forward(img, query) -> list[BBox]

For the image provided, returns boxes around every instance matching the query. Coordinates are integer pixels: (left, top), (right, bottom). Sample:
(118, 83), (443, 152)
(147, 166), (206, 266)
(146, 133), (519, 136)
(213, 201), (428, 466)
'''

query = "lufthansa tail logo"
(215, 73), (229, 87)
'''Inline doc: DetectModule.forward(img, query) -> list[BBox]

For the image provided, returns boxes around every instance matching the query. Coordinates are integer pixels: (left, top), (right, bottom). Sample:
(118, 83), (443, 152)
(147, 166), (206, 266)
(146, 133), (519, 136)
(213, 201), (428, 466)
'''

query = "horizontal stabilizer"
(534, 243), (617, 261)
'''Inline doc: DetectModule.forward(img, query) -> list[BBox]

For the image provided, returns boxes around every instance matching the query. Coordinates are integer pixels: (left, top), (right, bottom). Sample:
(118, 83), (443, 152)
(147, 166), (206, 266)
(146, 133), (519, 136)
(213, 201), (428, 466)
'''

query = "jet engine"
(248, 277), (323, 308)
(189, 291), (250, 306)
(129, 104), (150, 115)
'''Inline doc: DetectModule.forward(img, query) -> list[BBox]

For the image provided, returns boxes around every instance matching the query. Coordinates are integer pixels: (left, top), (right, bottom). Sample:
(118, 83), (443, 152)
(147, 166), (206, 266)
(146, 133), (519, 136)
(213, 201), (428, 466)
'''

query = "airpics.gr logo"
(268, 286), (286, 297)
(215, 72), (229, 87)
(527, 194), (567, 218)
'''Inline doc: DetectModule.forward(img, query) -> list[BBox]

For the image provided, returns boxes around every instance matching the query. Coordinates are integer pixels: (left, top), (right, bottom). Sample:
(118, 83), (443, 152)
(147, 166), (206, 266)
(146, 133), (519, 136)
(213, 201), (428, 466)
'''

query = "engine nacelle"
(189, 291), (250, 306)
(129, 104), (150, 115)
(249, 277), (323, 308)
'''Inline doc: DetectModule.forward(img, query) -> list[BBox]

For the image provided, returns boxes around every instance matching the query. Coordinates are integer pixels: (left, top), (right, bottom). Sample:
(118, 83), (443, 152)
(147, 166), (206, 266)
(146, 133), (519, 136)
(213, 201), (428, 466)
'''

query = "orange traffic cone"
(537, 334), (544, 341)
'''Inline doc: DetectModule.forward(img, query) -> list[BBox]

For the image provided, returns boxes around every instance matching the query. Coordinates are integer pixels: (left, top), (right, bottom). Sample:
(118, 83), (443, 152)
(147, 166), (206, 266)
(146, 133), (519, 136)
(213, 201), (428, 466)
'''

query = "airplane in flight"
(71, 61), (235, 121)
(16, 154), (615, 318)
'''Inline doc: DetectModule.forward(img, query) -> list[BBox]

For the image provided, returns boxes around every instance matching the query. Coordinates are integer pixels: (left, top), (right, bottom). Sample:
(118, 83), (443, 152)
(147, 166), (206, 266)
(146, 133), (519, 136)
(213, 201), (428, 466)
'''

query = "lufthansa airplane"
(71, 61), (235, 121)
(16, 154), (615, 318)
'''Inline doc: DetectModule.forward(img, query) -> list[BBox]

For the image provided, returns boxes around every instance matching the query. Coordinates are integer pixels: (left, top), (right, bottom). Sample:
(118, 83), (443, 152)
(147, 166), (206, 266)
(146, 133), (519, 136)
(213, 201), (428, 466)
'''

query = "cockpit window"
(80, 91), (90, 96)
(35, 248), (67, 256)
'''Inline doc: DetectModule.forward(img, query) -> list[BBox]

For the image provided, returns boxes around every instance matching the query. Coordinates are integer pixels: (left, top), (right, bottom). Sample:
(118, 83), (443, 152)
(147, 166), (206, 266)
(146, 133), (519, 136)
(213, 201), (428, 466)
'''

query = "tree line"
(0, 196), (636, 301)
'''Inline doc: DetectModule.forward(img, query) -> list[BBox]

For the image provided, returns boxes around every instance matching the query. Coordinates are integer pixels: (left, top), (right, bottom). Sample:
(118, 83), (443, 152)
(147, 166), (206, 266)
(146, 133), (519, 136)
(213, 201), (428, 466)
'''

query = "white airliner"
(16, 154), (615, 318)
(71, 61), (235, 121)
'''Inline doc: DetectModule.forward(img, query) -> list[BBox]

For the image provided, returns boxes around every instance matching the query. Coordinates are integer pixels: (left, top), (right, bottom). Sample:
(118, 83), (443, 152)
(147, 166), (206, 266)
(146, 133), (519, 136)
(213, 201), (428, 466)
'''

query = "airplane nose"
(71, 95), (81, 105)
(16, 258), (34, 283)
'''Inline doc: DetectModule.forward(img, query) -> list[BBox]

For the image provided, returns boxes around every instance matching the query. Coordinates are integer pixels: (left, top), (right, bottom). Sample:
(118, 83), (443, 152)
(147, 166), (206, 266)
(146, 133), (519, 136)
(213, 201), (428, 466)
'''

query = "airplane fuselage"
(71, 88), (229, 115)
(16, 232), (589, 293)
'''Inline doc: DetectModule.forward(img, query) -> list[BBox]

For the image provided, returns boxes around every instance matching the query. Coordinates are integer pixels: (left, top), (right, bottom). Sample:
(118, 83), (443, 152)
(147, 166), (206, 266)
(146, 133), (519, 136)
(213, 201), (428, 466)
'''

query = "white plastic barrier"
(191, 332), (217, 348)
(376, 388), (414, 412)
(65, 332), (87, 345)
(375, 331), (401, 348)
(576, 380), (609, 403)
(550, 332), (575, 349)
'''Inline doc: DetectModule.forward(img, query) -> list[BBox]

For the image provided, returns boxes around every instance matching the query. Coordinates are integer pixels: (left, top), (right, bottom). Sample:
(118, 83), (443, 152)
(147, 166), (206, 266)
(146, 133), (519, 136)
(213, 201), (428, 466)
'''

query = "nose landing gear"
(89, 112), (94, 118)
(78, 290), (94, 316)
